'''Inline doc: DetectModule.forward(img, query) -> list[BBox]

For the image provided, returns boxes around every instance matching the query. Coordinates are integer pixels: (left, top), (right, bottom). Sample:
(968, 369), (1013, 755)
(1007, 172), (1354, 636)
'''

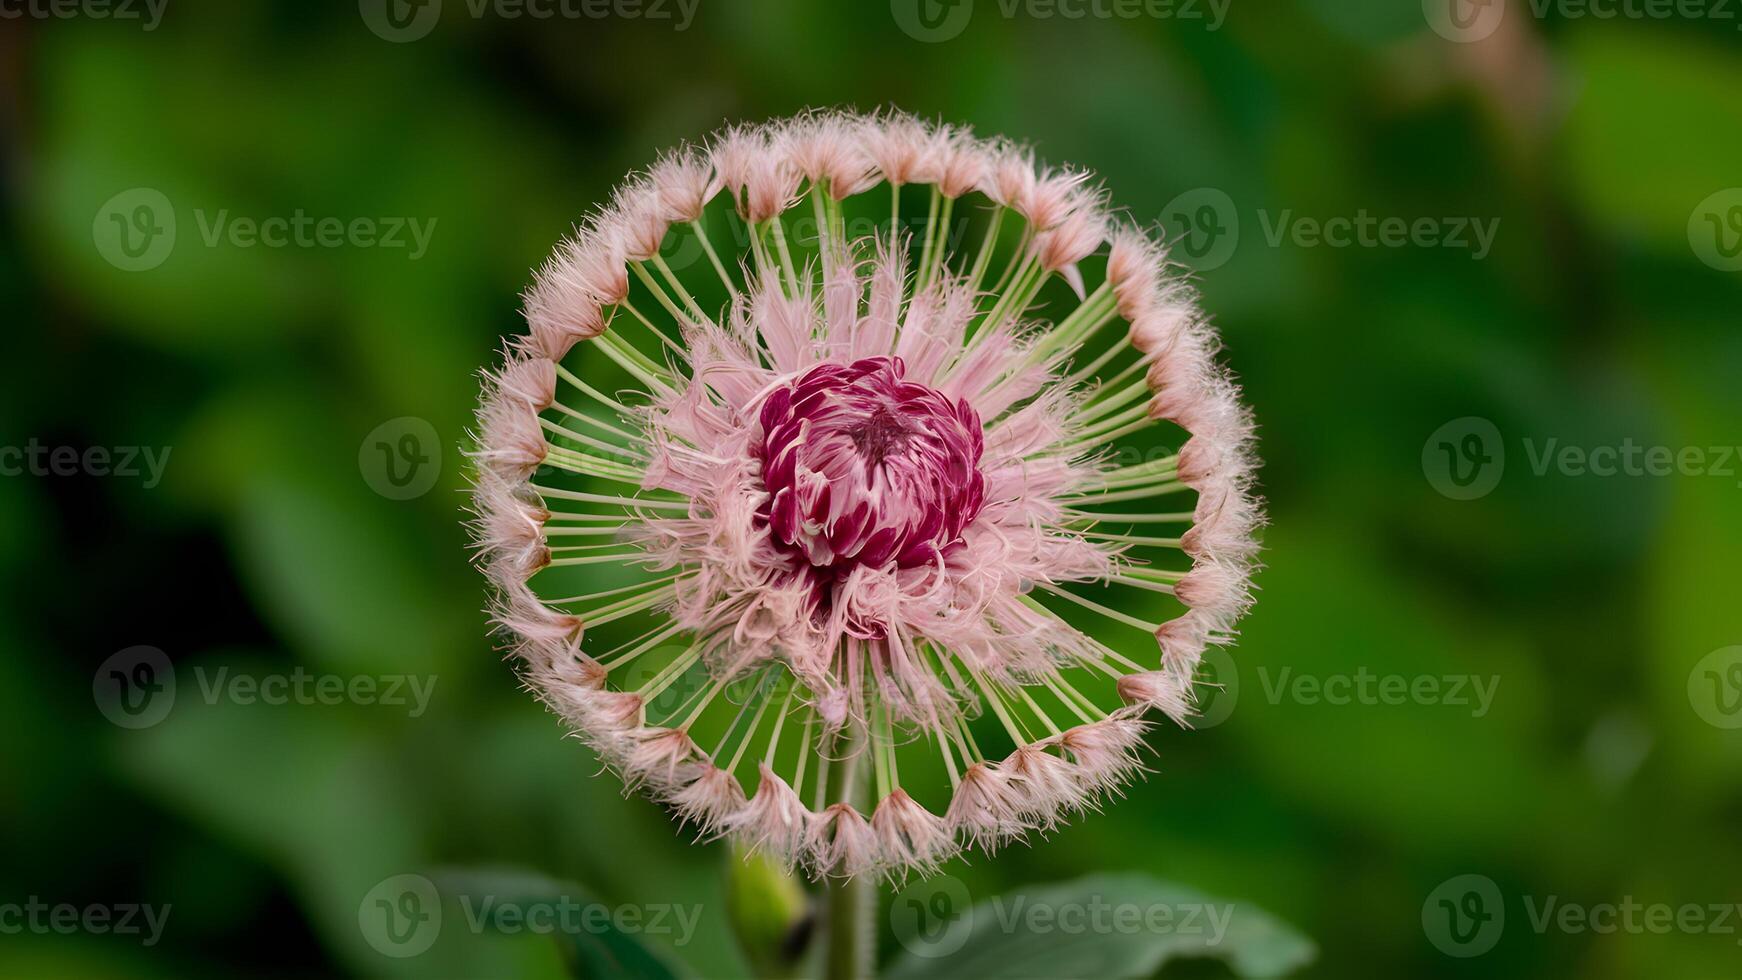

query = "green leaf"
(118, 684), (449, 977)
(431, 869), (695, 980)
(884, 873), (1314, 980)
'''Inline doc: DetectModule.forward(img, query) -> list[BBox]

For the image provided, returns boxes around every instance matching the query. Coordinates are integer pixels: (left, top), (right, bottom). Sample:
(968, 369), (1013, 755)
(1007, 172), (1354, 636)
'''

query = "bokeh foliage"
(3, 1), (1740, 976)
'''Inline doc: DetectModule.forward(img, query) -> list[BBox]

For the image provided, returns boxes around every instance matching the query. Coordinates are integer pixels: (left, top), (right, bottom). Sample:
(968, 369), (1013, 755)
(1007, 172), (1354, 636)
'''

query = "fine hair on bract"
(469, 109), (1263, 882)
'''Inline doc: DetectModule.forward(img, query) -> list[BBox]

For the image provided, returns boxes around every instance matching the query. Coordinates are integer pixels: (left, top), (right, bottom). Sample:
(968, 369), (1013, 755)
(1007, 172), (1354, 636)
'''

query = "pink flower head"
(930, 125), (987, 200)
(712, 125), (800, 223)
(471, 110), (1264, 880)
(863, 111), (936, 187)
(780, 112), (880, 200)
(647, 149), (717, 224)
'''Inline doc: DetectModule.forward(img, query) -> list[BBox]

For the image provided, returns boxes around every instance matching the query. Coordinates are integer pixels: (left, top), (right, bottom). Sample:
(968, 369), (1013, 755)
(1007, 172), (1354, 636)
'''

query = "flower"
(469, 110), (1262, 881)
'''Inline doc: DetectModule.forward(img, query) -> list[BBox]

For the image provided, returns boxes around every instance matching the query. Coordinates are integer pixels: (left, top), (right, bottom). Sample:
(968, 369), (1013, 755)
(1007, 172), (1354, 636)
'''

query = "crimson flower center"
(757, 356), (986, 587)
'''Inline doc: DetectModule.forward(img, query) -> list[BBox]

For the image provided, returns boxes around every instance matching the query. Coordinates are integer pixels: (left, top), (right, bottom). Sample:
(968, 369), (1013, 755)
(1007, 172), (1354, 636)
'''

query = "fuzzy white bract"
(470, 110), (1262, 880)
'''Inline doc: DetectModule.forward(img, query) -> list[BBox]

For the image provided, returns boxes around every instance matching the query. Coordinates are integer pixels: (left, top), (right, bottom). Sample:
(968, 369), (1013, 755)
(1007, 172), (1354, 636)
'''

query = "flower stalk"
(822, 723), (873, 980)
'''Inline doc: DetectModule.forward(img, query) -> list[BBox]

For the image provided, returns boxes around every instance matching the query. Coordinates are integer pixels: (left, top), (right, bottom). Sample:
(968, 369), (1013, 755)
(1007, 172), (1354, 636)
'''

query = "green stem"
(690, 219), (738, 298)
(811, 181), (832, 253)
(932, 194), (955, 283)
(822, 724), (872, 980)
(987, 227), (1032, 297)
(769, 212), (799, 294)
(828, 192), (847, 246)
(651, 253), (709, 321)
(916, 186), (942, 292)
(967, 206), (1005, 293)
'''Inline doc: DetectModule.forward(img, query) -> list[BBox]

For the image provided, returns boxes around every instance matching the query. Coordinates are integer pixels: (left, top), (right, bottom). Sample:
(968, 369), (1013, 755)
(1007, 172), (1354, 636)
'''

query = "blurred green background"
(4, 0), (1741, 976)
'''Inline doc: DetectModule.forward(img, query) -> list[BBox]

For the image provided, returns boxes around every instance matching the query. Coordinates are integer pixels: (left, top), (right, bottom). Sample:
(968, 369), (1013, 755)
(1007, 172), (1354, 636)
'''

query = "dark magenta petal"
(759, 386), (792, 431)
(857, 526), (900, 568)
(895, 541), (938, 567)
(757, 356), (985, 590)
(830, 501), (871, 555)
(769, 486), (799, 544)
